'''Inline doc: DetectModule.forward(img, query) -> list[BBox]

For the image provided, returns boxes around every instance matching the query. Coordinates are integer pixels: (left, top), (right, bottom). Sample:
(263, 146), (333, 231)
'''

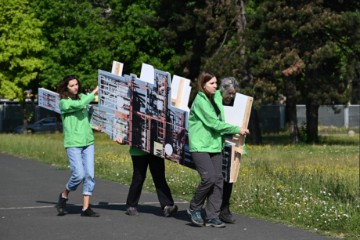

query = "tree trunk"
(21, 102), (28, 135)
(235, 0), (247, 53)
(235, 0), (262, 145)
(284, 77), (299, 144)
(285, 101), (299, 144)
(306, 102), (319, 143)
(249, 108), (262, 145)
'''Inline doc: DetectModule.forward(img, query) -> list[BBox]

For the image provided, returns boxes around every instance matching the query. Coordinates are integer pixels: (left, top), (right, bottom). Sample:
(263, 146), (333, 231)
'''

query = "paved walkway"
(0, 153), (336, 240)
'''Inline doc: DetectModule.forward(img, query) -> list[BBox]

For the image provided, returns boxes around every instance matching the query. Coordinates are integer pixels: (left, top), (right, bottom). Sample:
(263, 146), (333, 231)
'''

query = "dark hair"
(188, 71), (216, 108)
(197, 71), (215, 94)
(57, 74), (82, 100)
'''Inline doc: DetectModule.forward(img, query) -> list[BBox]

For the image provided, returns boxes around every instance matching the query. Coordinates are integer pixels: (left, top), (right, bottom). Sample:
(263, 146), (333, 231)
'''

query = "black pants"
(126, 154), (174, 209)
(222, 181), (233, 208)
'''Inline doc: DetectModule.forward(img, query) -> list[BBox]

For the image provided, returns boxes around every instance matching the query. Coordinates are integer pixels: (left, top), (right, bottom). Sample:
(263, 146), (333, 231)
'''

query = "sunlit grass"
(0, 132), (359, 239)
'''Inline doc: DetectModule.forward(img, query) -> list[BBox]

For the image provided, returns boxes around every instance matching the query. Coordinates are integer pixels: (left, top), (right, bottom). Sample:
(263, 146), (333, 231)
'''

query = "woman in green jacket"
(187, 71), (249, 228)
(56, 74), (100, 217)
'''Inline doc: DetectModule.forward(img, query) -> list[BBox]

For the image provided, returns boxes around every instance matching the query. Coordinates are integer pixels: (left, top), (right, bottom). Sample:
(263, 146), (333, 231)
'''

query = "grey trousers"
(190, 152), (223, 220)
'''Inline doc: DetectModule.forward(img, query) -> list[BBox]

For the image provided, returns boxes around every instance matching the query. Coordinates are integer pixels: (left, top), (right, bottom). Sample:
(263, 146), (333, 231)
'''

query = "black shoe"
(219, 205), (236, 223)
(56, 193), (68, 216)
(81, 207), (100, 217)
(126, 207), (139, 216)
(163, 205), (178, 217)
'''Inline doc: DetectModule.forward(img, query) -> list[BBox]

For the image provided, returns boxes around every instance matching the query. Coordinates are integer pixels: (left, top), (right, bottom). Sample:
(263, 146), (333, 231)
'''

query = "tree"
(30, 0), (114, 90)
(245, 0), (360, 143)
(0, 0), (45, 100)
(0, 0), (45, 133)
(155, 0), (202, 78)
(106, 0), (180, 75)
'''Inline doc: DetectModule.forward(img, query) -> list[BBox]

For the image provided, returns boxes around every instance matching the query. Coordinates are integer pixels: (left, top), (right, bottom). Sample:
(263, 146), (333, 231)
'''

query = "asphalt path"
(0, 153), (336, 240)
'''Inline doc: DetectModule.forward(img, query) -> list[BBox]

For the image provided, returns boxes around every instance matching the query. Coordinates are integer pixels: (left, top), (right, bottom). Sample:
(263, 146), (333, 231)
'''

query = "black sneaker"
(205, 218), (226, 228)
(126, 207), (139, 216)
(56, 193), (68, 216)
(163, 205), (178, 217)
(81, 207), (100, 217)
(187, 208), (204, 226)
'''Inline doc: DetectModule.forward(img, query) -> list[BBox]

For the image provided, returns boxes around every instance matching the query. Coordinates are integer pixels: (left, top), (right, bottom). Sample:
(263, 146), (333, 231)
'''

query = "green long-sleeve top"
(188, 90), (240, 152)
(60, 93), (95, 148)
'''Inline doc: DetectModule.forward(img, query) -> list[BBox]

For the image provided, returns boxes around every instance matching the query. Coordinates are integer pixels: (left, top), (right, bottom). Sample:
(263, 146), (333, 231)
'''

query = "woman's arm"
(192, 98), (240, 135)
(60, 85), (98, 113)
(60, 93), (95, 114)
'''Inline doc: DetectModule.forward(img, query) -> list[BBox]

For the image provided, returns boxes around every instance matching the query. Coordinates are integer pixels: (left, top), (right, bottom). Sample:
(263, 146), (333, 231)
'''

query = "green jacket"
(60, 93), (95, 148)
(188, 90), (240, 152)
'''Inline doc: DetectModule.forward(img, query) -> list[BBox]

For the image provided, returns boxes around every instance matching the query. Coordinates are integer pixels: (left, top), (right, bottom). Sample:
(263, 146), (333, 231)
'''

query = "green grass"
(0, 132), (359, 239)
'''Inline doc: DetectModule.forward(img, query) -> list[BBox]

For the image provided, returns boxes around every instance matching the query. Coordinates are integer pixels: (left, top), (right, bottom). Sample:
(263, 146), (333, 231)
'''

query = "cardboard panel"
(38, 88), (60, 114)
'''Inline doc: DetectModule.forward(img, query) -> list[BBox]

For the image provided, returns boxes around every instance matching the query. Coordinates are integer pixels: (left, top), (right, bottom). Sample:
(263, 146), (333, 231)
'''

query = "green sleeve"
(60, 93), (95, 114)
(192, 96), (240, 135)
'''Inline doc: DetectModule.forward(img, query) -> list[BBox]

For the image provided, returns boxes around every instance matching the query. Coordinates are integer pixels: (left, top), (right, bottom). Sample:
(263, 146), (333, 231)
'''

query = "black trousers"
(126, 154), (174, 209)
(222, 181), (233, 208)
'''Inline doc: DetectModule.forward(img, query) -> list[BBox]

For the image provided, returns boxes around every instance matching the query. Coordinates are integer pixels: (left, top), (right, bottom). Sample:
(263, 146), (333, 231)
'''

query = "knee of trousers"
(71, 173), (85, 184)
(84, 174), (95, 183)
(201, 176), (217, 187)
(132, 173), (146, 183)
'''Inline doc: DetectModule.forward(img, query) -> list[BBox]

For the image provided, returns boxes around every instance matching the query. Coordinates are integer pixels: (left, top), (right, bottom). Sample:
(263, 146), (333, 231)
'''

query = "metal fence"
(297, 105), (359, 129)
(258, 105), (359, 132)
(0, 103), (60, 132)
(0, 102), (359, 133)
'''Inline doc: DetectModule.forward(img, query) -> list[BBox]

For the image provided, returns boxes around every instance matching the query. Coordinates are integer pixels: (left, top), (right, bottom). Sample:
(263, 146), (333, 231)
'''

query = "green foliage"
(0, 0), (45, 100)
(107, 0), (193, 75)
(30, 0), (114, 89)
(109, 1), (163, 73)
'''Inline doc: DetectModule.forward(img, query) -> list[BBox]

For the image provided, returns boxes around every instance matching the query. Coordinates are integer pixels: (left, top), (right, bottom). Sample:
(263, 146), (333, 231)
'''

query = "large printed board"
(96, 64), (193, 167)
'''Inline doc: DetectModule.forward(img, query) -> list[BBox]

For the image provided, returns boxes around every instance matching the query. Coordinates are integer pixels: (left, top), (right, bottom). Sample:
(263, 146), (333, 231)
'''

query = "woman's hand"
(92, 125), (104, 132)
(240, 128), (250, 136)
(114, 137), (125, 145)
(92, 86), (99, 95)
